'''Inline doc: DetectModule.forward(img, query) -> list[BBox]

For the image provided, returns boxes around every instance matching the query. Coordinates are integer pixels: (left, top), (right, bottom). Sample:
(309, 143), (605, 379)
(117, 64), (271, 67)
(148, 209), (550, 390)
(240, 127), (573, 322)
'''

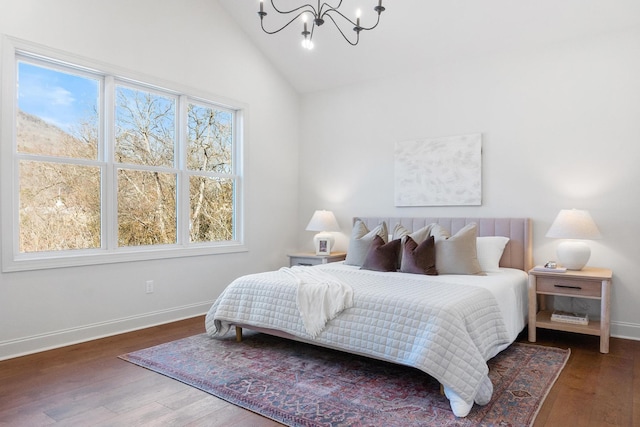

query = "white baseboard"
(0, 301), (213, 361)
(611, 320), (640, 342)
(3, 309), (638, 361)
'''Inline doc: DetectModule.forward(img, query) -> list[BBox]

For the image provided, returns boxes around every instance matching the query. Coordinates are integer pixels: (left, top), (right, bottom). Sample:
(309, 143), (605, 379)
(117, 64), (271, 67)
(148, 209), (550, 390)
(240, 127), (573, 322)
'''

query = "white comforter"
(282, 266), (354, 338)
(205, 263), (528, 417)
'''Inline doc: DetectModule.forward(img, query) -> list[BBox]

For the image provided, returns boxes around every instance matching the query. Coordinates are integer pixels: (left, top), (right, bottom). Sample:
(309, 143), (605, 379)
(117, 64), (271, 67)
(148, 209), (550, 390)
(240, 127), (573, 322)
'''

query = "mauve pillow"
(400, 236), (437, 275)
(360, 235), (401, 272)
(345, 220), (388, 267)
(392, 223), (445, 266)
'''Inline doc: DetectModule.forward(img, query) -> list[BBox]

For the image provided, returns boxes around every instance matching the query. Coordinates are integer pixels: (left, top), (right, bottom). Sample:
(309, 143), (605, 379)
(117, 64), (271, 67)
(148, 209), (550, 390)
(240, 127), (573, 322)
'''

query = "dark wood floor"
(1, 316), (639, 426)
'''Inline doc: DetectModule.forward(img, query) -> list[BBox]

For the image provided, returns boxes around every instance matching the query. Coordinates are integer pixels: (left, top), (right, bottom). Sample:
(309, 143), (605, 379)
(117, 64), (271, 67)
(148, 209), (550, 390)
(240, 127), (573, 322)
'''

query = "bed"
(205, 216), (532, 417)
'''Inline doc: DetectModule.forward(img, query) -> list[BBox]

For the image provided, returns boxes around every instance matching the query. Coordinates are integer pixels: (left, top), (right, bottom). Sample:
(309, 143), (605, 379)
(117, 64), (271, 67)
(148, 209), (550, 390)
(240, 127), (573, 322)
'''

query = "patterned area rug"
(120, 332), (569, 427)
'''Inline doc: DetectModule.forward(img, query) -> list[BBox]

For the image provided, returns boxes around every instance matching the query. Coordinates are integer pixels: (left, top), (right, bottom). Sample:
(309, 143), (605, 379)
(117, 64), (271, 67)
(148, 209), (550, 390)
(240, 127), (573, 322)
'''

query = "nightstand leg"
(528, 274), (537, 342)
(600, 279), (611, 353)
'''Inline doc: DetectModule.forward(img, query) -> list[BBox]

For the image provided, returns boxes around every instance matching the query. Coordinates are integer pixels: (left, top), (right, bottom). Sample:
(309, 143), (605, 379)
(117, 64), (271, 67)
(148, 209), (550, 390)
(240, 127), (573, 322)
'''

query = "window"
(1, 39), (245, 271)
(114, 84), (178, 247)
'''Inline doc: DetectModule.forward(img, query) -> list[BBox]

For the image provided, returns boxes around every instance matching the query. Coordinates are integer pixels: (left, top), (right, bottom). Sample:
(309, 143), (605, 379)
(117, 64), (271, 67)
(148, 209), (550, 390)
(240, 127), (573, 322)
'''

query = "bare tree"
(18, 89), (235, 252)
(115, 87), (177, 246)
(187, 104), (233, 242)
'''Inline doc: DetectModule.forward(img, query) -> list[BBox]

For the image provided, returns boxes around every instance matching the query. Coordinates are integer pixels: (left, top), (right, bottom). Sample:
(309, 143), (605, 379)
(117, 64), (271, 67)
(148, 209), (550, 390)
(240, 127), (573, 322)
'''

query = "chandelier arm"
(356, 12), (382, 31)
(324, 13), (359, 46)
(322, 7), (381, 31)
(321, 7), (355, 27)
(261, 11), (309, 35)
(269, 0), (316, 16)
(318, 0), (344, 17)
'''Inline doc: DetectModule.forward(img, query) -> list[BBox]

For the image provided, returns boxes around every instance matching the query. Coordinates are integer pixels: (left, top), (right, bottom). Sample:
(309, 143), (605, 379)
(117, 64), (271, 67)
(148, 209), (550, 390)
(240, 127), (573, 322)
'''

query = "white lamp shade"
(305, 210), (340, 232)
(546, 209), (601, 270)
(546, 209), (601, 240)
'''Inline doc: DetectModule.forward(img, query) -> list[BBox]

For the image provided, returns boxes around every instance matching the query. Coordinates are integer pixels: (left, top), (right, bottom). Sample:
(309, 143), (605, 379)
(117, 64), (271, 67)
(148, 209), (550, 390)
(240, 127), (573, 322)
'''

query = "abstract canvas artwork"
(394, 134), (482, 206)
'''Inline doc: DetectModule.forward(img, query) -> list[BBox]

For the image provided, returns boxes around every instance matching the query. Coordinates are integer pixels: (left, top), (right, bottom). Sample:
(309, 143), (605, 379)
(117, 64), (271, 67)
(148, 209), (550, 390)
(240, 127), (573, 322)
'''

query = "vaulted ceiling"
(218, 0), (640, 93)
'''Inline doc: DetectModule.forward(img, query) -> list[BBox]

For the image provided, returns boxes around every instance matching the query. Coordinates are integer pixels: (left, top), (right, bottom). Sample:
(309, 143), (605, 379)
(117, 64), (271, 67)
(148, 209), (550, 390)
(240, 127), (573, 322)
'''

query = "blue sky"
(18, 62), (99, 133)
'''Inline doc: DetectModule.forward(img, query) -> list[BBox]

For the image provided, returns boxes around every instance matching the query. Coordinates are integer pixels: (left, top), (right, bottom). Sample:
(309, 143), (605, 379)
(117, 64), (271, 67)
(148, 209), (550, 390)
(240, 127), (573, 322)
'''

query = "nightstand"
(287, 252), (346, 267)
(528, 267), (612, 353)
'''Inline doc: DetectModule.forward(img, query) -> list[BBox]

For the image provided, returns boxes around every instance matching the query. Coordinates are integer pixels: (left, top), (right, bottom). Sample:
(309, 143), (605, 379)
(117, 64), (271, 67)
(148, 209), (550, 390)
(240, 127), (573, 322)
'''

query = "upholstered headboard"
(354, 217), (533, 271)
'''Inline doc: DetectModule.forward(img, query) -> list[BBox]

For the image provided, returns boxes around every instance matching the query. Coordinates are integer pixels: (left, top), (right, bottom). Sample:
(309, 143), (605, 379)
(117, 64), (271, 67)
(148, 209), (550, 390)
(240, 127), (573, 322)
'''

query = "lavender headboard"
(354, 217), (533, 271)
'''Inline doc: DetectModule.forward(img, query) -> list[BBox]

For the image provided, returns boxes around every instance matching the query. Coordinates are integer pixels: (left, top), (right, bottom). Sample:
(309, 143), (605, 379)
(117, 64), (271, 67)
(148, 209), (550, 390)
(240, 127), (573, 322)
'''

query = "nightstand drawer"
(289, 256), (322, 266)
(287, 252), (346, 267)
(536, 276), (601, 298)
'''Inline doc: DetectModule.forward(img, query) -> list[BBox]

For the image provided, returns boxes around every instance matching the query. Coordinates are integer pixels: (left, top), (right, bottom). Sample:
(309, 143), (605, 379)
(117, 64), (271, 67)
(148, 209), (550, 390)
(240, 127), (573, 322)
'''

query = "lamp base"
(313, 231), (334, 255)
(556, 240), (591, 270)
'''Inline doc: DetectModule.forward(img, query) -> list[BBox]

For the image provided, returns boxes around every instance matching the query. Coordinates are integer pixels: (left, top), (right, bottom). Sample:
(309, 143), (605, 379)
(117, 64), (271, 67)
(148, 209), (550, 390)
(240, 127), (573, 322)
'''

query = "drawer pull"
(554, 284), (582, 290)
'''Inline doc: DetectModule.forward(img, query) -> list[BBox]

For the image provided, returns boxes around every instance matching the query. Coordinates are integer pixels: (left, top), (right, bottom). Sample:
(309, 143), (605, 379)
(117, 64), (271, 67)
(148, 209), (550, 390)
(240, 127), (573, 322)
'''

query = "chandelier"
(258, 1), (386, 50)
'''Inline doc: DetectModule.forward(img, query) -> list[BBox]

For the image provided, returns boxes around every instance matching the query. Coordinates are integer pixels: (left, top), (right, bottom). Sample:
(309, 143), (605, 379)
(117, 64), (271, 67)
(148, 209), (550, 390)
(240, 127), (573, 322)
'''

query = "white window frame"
(1, 36), (247, 272)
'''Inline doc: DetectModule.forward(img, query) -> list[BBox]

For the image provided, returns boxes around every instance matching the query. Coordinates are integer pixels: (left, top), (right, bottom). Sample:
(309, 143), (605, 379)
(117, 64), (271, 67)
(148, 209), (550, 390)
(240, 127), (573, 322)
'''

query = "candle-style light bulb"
(301, 37), (314, 50)
(301, 14), (313, 50)
(356, 9), (361, 27)
(259, 0), (263, 13)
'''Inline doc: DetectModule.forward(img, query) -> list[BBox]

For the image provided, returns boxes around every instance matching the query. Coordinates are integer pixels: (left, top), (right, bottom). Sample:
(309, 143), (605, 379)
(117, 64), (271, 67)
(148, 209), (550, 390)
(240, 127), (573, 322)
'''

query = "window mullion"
(177, 95), (188, 246)
(233, 110), (244, 243)
(103, 75), (116, 251)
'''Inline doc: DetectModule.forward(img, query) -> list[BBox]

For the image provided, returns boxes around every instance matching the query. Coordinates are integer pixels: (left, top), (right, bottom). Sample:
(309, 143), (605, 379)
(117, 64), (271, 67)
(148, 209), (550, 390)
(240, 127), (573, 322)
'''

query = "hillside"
(16, 110), (95, 158)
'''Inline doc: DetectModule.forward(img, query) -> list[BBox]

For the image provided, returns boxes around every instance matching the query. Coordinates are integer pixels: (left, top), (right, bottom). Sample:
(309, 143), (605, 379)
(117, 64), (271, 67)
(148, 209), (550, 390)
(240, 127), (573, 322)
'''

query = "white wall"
(0, 0), (300, 359)
(299, 27), (640, 340)
(2, 2), (639, 360)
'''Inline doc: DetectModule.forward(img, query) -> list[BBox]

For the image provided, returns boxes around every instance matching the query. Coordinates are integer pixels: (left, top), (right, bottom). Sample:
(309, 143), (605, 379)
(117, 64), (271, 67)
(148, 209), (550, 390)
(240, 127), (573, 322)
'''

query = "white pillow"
(476, 236), (510, 273)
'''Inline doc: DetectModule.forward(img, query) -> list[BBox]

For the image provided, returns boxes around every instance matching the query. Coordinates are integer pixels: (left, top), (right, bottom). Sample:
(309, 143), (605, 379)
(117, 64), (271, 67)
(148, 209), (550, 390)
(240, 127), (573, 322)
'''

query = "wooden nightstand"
(528, 267), (612, 353)
(287, 252), (346, 267)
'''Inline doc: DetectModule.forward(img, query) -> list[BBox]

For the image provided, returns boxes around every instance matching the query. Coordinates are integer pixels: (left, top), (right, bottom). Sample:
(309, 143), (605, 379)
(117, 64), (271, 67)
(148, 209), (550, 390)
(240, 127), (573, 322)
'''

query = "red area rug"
(120, 332), (569, 427)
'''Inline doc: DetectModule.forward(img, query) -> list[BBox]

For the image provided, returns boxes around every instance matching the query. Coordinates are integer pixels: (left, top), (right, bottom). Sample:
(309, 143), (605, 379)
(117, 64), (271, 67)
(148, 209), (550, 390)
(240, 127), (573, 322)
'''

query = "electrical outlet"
(145, 280), (154, 294)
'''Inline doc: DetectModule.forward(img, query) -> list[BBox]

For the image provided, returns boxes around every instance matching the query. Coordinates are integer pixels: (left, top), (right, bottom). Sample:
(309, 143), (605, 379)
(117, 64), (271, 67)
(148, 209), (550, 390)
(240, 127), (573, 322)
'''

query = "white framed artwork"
(316, 238), (331, 255)
(394, 133), (482, 206)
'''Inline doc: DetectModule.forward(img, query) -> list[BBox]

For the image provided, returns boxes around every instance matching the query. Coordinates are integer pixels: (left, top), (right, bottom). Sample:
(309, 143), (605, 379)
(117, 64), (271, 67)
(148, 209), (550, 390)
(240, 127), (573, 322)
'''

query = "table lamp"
(545, 209), (601, 270)
(305, 210), (340, 255)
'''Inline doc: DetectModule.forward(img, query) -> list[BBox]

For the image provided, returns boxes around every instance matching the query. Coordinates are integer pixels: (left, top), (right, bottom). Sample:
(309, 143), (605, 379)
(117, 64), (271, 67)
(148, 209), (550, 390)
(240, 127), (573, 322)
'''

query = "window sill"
(2, 243), (248, 273)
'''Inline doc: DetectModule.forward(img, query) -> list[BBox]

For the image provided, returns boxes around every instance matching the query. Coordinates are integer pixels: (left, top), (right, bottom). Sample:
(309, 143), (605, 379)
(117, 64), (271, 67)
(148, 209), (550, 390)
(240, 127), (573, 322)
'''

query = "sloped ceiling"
(218, 1), (640, 94)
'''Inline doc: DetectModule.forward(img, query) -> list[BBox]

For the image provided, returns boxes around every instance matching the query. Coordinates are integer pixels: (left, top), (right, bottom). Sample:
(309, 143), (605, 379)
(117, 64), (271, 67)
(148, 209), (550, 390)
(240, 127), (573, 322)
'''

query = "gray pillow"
(429, 223), (450, 241)
(392, 223), (436, 244)
(435, 223), (484, 275)
(344, 220), (388, 267)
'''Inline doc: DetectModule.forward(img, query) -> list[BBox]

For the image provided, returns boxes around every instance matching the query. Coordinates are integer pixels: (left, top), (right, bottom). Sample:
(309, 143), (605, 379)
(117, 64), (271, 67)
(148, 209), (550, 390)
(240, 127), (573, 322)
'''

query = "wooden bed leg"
(235, 326), (243, 342)
(440, 383), (444, 395)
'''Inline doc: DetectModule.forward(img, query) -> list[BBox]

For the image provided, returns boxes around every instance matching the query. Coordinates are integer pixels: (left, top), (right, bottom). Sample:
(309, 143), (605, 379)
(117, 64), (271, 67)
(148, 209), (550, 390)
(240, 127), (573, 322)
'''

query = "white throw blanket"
(280, 266), (354, 338)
